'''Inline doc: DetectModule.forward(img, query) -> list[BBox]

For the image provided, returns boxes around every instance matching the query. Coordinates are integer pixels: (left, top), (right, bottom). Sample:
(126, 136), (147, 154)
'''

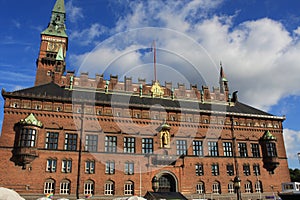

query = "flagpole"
(153, 40), (157, 82)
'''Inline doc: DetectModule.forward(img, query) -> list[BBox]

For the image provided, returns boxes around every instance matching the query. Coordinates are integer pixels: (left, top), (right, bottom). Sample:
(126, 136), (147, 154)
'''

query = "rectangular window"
(62, 160), (72, 173)
(105, 136), (117, 152)
(243, 164), (251, 176)
(226, 164), (234, 176)
(105, 161), (115, 174)
(176, 140), (187, 155)
(45, 132), (59, 150)
(85, 161), (95, 174)
(195, 164), (204, 176)
(193, 140), (203, 156)
(64, 133), (77, 151)
(211, 164), (219, 176)
(46, 159), (57, 172)
(251, 143), (260, 157)
(85, 135), (98, 152)
(125, 162), (134, 175)
(266, 142), (277, 157)
(19, 128), (36, 147)
(142, 138), (153, 154)
(124, 137), (135, 153)
(223, 142), (233, 157)
(253, 164), (260, 176)
(238, 142), (248, 157)
(208, 141), (219, 156)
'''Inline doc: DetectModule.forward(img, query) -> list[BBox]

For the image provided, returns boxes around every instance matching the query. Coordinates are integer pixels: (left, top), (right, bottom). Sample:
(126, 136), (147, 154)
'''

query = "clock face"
(47, 42), (59, 52)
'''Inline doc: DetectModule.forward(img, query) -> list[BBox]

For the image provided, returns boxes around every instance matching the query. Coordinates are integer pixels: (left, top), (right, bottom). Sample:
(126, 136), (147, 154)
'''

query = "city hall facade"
(0, 0), (290, 199)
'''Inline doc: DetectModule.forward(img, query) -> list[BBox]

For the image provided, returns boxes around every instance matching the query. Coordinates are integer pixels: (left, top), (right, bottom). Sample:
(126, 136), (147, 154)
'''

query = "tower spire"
(42, 0), (67, 38)
(35, 0), (68, 86)
(219, 61), (229, 93)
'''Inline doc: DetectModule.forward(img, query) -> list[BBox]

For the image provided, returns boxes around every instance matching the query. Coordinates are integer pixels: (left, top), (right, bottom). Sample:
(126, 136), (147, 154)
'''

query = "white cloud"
(66, 0), (84, 23)
(283, 129), (300, 167)
(70, 23), (108, 46)
(71, 0), (300, 113)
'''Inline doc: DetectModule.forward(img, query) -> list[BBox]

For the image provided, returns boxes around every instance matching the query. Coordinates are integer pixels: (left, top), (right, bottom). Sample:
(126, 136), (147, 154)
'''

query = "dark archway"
(158, 174), (176, 192)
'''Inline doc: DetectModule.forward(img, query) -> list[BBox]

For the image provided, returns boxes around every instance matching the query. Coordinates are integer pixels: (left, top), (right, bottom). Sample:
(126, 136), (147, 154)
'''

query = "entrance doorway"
(158, 174), (177, 192)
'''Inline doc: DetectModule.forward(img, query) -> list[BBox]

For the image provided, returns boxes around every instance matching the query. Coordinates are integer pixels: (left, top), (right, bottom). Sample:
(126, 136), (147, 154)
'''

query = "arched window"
(255, 181), (263, 193)
(245, 181), (252, 193)
(84, 180), (94, 195)
(196, 182), (205, 194)
(212, 181), (221, 194)
(44, 179), (55, 194)
(104, 180), (114, 195)
(228, 181), (234, 194)
(60, 179), (70, 194)
(124, 181), (134, 195)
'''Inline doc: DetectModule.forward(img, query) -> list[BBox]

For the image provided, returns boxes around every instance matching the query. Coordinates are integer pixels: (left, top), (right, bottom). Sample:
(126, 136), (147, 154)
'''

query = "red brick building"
(0, 0), (290, 199)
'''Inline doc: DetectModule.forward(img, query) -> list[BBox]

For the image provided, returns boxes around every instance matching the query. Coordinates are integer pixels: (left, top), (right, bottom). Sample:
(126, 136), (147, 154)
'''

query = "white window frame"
(228, 182), (234, 194)
(85, 160), (95, 174)
(124, 181), (134, 195)
(60, 180), (70, 194)
(61, 160), (72, 173)
(104, 181), (114, 195)
(105, 161), (115, 174)
(196, 182), (205, 194)
(44, 179), (55, 194)
(46, 159), (57, 172)
(245, 182), (252, 193)
(212, 182), (220, 194)
(255, 181), (262, 193)
(125, 162), (134, 175)
(84, 181), (94, 195)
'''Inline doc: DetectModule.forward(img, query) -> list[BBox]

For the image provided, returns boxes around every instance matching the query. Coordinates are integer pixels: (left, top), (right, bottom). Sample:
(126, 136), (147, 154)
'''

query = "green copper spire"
(42, 0), (68, 38)
(53, 0), (65, 13)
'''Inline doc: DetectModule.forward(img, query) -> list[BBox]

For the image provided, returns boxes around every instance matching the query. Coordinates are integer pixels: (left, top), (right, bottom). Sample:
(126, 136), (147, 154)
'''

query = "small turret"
(219, 62), (228, 92)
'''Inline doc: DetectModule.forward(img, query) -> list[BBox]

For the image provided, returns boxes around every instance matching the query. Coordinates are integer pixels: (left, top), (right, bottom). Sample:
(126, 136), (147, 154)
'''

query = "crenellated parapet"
(59, 67), (232, 105)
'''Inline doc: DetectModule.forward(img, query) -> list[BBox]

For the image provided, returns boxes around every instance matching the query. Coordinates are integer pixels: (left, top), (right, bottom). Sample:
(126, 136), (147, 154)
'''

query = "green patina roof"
(53, 0), (65, 13)
(262, 130), (277, 140)
(41, 0), (68, 38)
(20, 113), (43, 128)
(56, 46), (64, 61)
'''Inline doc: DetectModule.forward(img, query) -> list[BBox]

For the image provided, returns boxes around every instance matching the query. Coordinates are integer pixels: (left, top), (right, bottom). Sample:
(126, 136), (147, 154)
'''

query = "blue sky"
(0, 0), (300, 168)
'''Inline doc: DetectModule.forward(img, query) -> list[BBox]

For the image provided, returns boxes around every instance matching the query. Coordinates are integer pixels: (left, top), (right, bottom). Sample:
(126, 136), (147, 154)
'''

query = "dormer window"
(35, 105), (41, 110)
(12, 103), (18, 108)
(96, 110), (102, 116)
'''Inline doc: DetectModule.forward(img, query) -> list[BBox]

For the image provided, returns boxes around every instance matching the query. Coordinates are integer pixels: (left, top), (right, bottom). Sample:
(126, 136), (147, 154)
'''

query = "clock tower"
(35, 0), (68, 86)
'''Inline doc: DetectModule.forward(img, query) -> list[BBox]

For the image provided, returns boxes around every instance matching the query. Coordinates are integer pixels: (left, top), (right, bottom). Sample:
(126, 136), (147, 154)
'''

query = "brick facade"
(0, 0), (290, 199)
